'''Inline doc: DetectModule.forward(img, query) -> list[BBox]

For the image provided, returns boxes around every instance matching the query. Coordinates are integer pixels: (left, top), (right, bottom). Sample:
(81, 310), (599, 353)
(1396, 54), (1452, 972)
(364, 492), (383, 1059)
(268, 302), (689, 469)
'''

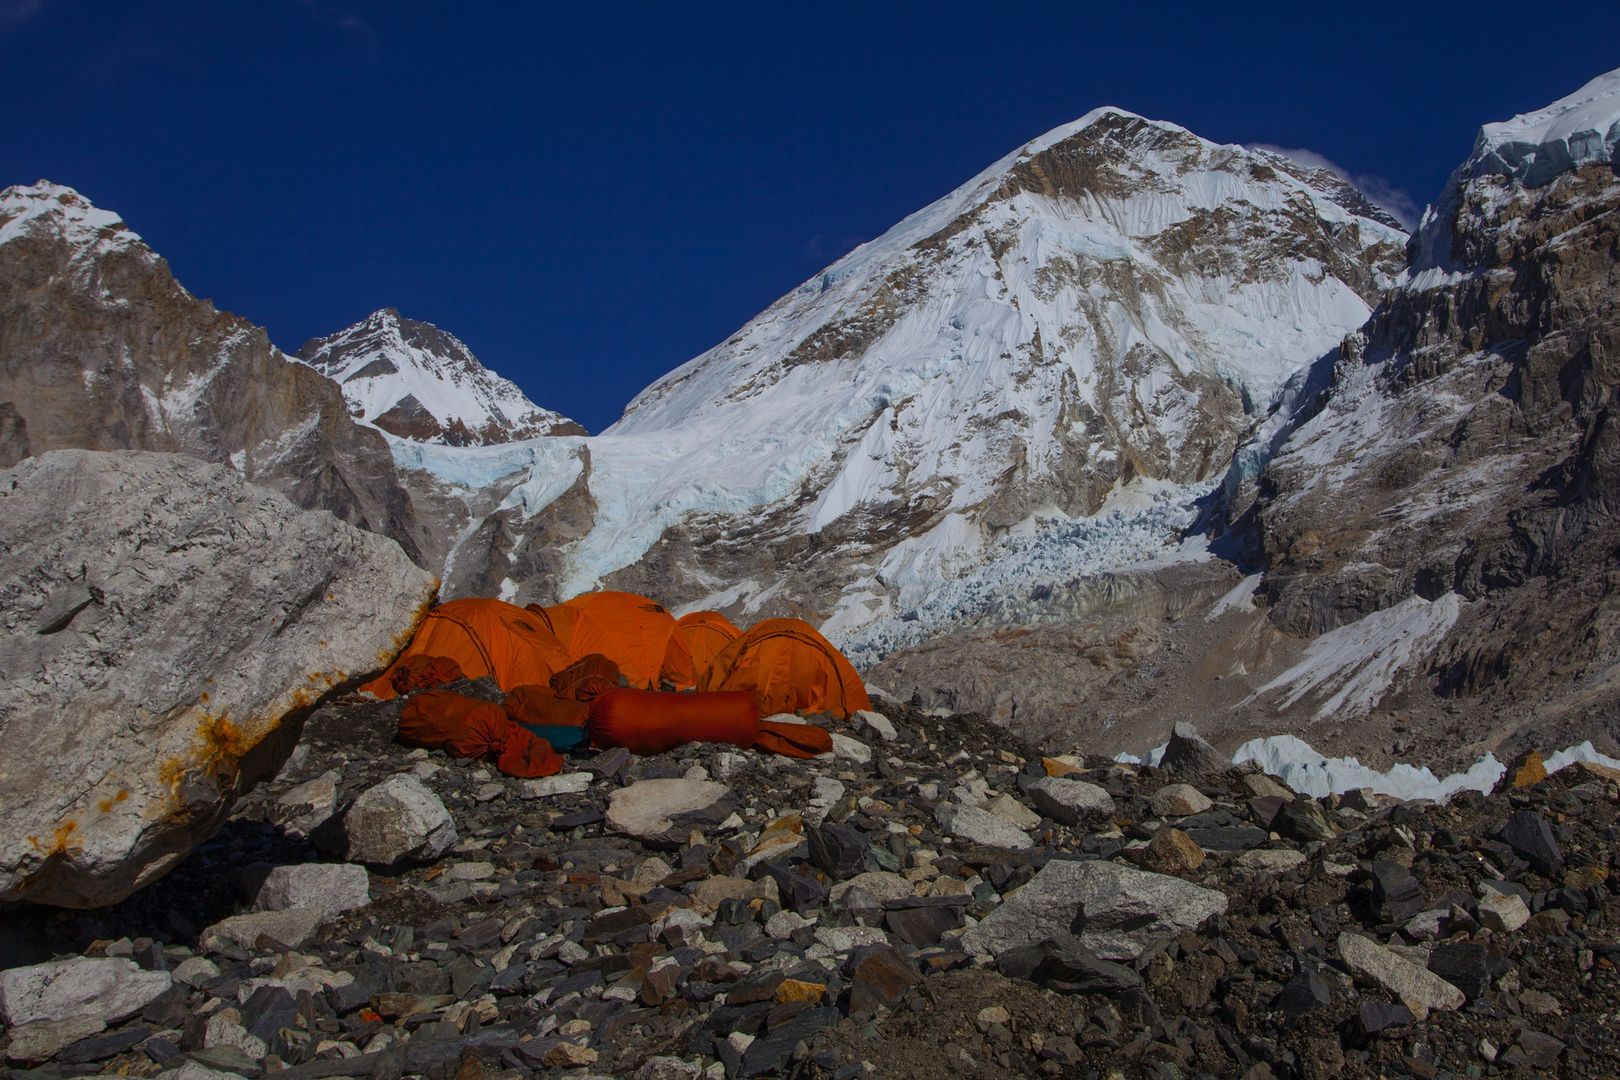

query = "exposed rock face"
(296, 308), (585, 445)
(1254, 72), (1620, 740)
(0, 450), (437, 907)
(0, 182), (426, 563)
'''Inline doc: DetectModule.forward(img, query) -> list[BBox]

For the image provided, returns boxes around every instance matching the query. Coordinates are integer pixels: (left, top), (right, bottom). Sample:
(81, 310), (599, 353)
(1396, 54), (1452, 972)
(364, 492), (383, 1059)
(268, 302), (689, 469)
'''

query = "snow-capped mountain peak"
(0, 181), (152, 268)
(297, 308), (584, 445)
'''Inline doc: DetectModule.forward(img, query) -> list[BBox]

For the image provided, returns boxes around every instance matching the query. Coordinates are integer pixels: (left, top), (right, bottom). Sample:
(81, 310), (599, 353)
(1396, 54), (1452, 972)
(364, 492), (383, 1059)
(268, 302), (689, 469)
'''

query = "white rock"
(204, 1014), (267, 1059)
(523, 772), (591, 798)
(606, 779), (730, 842)
(1026, 777), (1117, 825)
(1338, 932), (1465, 1020)
(962, 859), (1228, 959)
(829, 871), (914, 904)
(1150, 783), (1214, 817)
(170, 956), (220, 988)
(805, 776), (846, 826)
(764, 910), (813, 938)
(445, 861), (495, 881)
(936, 804), (1032, 850)
(828, 733), (872, 764)
(0, 450), (437, 907)
(200, 907), (326, 953)
(853, 710), (897, 741)
(253, 863), (369, 918)
(1478, 889), (1530, 933)
(0, 957), (172, 1026)
(1233, 849), (1308, 873)
(334, 774), (456, 866)
(812, 925), (891, 953)
(981, 793), (1042, 831)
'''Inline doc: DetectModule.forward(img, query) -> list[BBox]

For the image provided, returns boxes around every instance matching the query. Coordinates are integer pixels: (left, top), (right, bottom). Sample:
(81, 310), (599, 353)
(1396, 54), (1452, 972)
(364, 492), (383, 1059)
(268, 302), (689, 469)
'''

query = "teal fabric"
(520, 722), (588, 752)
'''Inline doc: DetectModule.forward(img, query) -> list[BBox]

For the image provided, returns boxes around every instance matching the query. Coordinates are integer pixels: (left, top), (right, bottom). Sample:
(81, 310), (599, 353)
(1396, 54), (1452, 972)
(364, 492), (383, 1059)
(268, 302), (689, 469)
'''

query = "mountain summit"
(297, 308), (585, 445)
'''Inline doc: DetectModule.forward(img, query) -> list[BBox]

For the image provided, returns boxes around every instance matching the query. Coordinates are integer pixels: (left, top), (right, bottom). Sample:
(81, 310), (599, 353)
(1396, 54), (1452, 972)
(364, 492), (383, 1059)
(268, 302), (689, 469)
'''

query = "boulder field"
(2, 682), (1618, 1077)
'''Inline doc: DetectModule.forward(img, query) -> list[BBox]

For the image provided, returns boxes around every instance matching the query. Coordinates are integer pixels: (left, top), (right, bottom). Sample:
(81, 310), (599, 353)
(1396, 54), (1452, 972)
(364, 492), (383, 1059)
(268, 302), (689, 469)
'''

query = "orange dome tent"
(363, 598), (572, 700)
(535, 591), (683, 689)
(661, 610), (743, 689)
(696, 617), (872, 719)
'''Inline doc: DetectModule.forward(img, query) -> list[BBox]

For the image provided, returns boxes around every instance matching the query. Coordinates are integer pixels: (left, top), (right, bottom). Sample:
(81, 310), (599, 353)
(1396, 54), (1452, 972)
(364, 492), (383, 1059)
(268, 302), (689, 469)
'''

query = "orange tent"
(363, 598), (572, 699)
(535, 591), (683, 689)
(661, 610), (743, 689)
(696, 617), (872, 719)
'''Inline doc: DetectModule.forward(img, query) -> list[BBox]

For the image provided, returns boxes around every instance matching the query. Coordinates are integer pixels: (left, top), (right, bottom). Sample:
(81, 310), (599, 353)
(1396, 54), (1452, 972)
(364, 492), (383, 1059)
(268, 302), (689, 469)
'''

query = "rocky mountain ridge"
(0, 182), (427, 564)
(297, 309), (585, 446)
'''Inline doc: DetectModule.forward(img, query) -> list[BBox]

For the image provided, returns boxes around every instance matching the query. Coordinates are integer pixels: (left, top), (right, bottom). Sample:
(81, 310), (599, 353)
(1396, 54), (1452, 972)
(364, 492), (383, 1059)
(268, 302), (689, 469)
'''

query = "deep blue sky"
(3, 2), (1616, 432)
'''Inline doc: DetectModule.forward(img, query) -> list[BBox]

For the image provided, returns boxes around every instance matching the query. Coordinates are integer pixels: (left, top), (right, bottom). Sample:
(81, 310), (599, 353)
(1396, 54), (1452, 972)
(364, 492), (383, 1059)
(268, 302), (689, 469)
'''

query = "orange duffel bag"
(398, 689), (563, 778)
(588, 688), (761, 754)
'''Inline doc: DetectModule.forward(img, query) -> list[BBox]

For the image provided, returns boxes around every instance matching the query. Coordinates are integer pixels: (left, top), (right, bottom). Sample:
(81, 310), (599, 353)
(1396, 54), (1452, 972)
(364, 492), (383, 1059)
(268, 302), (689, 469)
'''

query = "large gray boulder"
(0, 957), (172, 1026)
(330, 774), (457, 867)
(962, 858), (1228, 960)
(0, 450), (437, 907)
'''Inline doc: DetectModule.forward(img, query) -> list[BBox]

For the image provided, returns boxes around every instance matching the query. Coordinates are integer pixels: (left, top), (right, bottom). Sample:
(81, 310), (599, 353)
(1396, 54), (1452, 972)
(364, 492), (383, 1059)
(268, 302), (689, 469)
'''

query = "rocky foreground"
(4, 690), (1620, 1080)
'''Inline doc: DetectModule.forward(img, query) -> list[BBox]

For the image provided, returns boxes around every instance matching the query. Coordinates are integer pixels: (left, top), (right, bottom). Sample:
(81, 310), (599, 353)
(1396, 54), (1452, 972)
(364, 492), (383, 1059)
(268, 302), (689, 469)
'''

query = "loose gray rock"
(606, 779), (730, 843)
(273, 771), (340, 839)
(1159, 722), (1233, 777)
(0, 957), (172, 1026)
(1027, 776), (1117, 824)
(853, 710), (898, 741)
(333, 774), (457, 866)
(1234, 849), (1308, 873)
(0, 450), (436, 907)
(935, 804), (1033, 850)
(200, 907), (327, 953)
(1150, 783), (1213, 817)
(2, 1015), (107, 1062)
(253, 863), (370, 918)
(963, 859), (1228, 959)
(1338, 931), (1465, 1020)
(522, 773), (592, 798)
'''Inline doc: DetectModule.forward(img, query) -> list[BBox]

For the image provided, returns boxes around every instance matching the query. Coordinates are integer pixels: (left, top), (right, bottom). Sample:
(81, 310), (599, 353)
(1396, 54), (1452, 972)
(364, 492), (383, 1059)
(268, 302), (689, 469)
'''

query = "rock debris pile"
(4, 694), (1620, 1078)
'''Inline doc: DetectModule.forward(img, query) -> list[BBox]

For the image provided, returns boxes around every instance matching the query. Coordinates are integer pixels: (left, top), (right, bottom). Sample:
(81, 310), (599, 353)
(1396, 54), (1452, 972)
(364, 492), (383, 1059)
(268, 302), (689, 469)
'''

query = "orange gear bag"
(398, 689), (563, 778)
(588, 688), (761, 754)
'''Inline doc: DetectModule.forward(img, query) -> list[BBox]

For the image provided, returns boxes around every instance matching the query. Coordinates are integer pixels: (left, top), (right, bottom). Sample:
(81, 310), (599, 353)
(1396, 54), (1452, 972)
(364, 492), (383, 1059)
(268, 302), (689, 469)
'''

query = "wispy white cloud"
(1249, 143), (1421, 230)
(0, 0), (45, 23)
(297, 0), (380, 58)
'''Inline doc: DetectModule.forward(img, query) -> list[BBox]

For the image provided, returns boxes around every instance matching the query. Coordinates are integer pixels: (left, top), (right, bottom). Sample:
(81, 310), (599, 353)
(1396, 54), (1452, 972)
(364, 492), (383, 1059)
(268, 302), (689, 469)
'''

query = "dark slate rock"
(1159, 722), (1233, 777)
(844, 944), (919, 1019)
(996, 934), (1142, 994)
(1500, 811), (1564, 876)
(56, 1025), (154, 1064)
(1426, 941), (1495, 1002)
(1359, 999), (1415, 1034)
(1276, 800), (1335, 843)
(1276, 963), (1332, 1018)
(1183, 826), (1268, 851)
(738, 1006), (841, 1077)
(883, 903), (963, 948)
(242, 985), (300, 1055)
(766, 863), (830, 913)
(1371, 859), (1426, 923)
(808, 824), (867, 880)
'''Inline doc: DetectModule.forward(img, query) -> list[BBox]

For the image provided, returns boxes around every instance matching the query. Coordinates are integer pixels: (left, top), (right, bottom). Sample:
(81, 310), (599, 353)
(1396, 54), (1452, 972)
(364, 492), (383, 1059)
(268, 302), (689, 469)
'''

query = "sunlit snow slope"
(405, 108), (1406, 650)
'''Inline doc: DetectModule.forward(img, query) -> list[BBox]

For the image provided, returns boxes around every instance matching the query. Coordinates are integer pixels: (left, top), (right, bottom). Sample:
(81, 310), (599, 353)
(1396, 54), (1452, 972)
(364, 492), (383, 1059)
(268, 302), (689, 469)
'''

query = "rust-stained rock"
(1508, 750), (1548, 790)
(0, 449), (437, 907)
